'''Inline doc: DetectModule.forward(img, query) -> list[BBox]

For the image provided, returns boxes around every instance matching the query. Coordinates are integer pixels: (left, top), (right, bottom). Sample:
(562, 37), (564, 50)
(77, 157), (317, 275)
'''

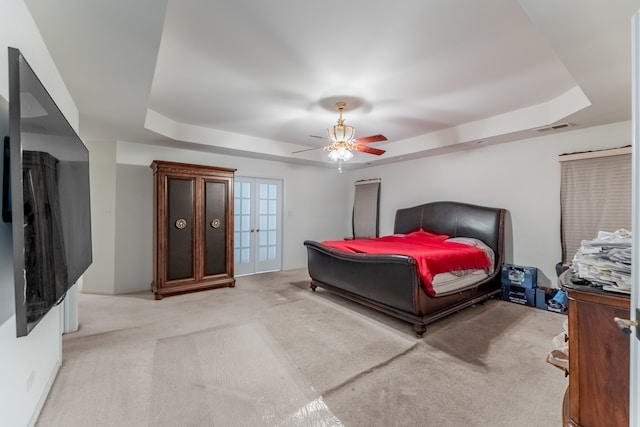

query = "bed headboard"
(394, 201), (506, 267)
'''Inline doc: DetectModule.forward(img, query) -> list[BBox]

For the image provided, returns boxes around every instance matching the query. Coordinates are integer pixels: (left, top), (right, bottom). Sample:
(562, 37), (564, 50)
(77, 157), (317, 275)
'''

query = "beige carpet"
(35, 269), (567, 426)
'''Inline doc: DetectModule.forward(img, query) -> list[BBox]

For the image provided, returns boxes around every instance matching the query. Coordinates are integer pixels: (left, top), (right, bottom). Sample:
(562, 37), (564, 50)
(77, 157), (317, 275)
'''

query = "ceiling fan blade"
(355, 134), (387, 144)
(356, 145), (386, 155)
(292, 134), (329, 154)
(292, 146), (323, 154)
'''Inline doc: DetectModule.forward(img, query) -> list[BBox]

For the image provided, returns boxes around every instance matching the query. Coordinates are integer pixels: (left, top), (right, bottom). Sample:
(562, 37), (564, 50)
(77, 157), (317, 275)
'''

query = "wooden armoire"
(150, 160), (235, 299)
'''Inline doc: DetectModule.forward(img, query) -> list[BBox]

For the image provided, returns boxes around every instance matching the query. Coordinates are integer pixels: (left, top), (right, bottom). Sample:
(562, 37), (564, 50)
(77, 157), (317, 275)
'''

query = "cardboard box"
(502, 284), (536, 306)
(501, 264), (537, 288)
(535, 287), (568, 315)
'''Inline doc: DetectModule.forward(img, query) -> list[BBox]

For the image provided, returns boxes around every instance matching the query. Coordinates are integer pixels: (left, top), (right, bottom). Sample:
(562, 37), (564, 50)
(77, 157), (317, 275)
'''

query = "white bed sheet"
(430, 237), (495, 296)
(431, 269), (490, 296)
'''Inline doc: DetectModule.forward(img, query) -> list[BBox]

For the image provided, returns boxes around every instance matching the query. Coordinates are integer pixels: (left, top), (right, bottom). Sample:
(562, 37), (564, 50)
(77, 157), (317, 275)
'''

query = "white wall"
(347, 121), (632, 286)
(0, 1), (80, 426)
(82, 139), (117, 294)
(101, 141), (351, 293)
(95, 121), (632, 293)
(113, 162), (153, 294)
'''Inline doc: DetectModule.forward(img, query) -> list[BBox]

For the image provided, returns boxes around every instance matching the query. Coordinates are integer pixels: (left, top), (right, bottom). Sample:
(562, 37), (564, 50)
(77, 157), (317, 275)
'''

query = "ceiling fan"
(293, 101), (387, 171)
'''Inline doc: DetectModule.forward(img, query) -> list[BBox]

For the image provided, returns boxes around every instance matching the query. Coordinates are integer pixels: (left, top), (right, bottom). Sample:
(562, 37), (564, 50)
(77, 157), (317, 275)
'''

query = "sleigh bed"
(304, 201), (506, 337)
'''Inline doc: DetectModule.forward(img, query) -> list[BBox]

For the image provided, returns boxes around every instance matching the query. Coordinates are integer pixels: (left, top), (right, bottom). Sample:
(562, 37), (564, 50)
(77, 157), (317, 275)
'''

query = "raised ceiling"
(25, 0), (640, 169)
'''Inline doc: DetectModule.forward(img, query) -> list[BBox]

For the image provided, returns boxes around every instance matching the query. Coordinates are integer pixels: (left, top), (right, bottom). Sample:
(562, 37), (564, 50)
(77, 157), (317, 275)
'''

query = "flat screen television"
(4, 47), (92, 337)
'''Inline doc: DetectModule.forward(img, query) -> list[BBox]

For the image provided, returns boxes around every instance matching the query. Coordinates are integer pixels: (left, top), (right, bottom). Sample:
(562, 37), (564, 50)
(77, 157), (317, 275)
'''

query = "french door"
(234, 177), (283, 276)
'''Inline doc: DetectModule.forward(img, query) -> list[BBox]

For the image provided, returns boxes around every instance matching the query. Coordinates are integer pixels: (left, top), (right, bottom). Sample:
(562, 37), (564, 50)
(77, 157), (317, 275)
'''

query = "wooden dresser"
(150, 160), (236, 299)
(561, 280), (630, 427)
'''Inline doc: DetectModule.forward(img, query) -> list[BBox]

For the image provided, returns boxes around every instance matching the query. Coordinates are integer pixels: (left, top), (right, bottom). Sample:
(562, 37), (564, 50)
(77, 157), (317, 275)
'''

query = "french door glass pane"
(241, 199), (250, 214)
(241, 215), (250, 230)
(241, 231), (250, 247)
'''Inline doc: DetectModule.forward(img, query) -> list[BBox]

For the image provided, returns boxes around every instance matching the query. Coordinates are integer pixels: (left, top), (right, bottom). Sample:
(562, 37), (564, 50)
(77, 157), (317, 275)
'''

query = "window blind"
(559, 149), (631, 265)
(353, 179), (381, 239)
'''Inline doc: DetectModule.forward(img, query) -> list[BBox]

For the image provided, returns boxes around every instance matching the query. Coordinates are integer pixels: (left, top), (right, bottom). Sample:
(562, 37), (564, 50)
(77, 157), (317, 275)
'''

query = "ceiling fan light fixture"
(327, 101), (355, 144)
(328, 123), (355, 143)
(318, 101), (386, 172)
(326, 101), (357, 172)
(327, 146), (354, 161)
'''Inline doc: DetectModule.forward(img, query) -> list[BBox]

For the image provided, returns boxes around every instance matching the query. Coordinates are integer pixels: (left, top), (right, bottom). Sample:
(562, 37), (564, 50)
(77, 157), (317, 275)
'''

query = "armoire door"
(202, 178), (229, 278)
(234, 177), (282, 276)
(166, 176), (195, 283)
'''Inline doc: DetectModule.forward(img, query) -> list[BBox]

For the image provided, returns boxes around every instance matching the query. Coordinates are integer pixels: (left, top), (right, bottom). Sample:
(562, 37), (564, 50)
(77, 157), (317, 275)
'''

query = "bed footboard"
(304, 240), (423, 315)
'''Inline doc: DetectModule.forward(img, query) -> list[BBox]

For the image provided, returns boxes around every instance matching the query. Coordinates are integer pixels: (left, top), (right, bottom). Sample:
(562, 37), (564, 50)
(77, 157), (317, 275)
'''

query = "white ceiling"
(25, 0), (640, 170)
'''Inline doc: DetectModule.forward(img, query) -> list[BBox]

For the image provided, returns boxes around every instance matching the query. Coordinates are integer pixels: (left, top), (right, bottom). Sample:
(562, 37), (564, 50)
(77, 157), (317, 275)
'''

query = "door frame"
(630, 10), (639, 426)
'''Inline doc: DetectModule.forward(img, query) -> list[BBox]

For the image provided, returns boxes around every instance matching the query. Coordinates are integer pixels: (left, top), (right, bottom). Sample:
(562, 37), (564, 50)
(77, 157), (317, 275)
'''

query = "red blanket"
(322, 230), (492, 296)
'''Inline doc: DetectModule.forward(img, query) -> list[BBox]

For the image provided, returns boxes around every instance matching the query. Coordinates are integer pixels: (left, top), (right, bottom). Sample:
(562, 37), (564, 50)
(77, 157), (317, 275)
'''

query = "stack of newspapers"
(571, 229), (632, 294)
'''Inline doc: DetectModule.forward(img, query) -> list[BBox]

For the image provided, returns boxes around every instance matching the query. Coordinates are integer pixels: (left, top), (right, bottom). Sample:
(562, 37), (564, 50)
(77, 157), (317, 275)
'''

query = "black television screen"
(5, 47), (92, 337)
